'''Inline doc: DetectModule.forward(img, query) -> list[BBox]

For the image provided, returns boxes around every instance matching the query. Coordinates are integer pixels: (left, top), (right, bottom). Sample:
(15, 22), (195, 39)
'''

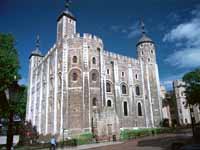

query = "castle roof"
(137, 34), (154, 45)
(57, 0), (76, 21)
(29, 35), (43, 59)
(57, 9), (76, 22)
(137, 20), (154, 46)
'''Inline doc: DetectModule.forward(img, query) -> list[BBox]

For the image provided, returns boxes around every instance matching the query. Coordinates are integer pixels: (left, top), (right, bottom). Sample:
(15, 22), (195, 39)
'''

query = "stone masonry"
(26, 5), (163, 140)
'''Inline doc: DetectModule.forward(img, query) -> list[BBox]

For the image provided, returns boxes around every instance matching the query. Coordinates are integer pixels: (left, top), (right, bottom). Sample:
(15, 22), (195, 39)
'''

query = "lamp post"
(189, 105), (195, 138)
(6, 76), (20, 150)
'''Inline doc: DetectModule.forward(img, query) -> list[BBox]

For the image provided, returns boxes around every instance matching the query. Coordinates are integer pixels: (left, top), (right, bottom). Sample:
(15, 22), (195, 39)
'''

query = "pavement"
(41, 130), (195, 150)
(46, 133), (191, 150)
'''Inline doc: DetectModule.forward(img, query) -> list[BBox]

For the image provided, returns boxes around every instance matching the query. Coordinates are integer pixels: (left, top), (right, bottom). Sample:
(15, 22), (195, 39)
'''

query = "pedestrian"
(50, 136), (56, 150)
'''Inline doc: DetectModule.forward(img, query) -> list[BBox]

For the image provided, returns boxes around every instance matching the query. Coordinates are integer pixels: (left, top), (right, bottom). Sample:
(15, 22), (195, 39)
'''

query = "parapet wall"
(69, 33), (103, 45)
(103, 50), (139, 65)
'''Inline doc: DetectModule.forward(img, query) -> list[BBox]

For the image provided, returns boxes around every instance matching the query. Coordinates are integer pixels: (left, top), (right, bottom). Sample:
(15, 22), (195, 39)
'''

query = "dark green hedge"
(120, 128), (174, 140)
(59, 132), (93, 146)
(76, 132), (93, 145)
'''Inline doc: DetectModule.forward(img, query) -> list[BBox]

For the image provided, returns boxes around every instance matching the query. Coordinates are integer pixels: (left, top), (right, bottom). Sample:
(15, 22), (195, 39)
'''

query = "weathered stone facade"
(173, 80), (200, 125)
(26, 7), (162, 140)
(160, 85), (172, 126)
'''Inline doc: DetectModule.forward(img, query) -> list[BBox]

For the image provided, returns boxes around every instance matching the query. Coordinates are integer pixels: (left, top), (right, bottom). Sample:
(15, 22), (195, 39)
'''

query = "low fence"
(0, 135), (19, 145)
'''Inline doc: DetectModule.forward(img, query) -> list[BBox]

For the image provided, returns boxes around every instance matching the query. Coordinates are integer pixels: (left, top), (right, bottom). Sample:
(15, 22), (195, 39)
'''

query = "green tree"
(183, 68), (200, 105)
(0, 33), (20, 92)
(15, 85), (27, 120)
(0, 33), (25, 150)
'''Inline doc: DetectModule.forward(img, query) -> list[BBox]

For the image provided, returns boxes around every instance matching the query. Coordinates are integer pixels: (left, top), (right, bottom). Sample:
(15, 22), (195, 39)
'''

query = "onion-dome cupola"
(57, 0), (77, 42)
(29, 35), (43, 59)
(136, 20), (156, 63)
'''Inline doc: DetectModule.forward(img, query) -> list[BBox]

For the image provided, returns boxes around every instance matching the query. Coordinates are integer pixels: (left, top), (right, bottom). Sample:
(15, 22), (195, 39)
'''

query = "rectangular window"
(124, 101), (128, 116)
(107, 69), (110, 75)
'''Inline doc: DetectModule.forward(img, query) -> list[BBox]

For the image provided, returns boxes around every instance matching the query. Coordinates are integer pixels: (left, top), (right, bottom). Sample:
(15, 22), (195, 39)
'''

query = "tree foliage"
(0, 33), (20, 92)
(183, 68), (200, 105)
(15, 85), (27, 120)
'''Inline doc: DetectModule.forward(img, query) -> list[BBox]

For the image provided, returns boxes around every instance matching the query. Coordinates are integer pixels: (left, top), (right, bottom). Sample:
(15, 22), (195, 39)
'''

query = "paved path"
(43, 132), (193, 150)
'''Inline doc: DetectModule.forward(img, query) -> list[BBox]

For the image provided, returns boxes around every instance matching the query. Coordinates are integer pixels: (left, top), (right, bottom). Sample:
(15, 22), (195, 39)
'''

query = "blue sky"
(1, 0), (200, 90)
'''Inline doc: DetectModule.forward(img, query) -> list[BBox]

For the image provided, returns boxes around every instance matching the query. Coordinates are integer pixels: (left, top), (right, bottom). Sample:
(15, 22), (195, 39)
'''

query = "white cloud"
(163, 8), (200, 68)
(161, 73), (185, 90)
(110, 25), (121, 32)
(110, 21), (140, 39)
(165, 48), (200, 68)
(127, 21), (140, 38)
(127, 30), (140, 39)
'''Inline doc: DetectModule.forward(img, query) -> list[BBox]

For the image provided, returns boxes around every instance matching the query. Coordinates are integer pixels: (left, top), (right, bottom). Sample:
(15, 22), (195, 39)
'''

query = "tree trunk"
(6, 110), (14, 150)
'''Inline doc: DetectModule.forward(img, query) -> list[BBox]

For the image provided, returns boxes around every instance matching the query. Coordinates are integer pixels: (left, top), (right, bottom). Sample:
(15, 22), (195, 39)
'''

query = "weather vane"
(140, 19), (145, 35)
(36, 34), (40, 50)
(65, 0), (72, 10)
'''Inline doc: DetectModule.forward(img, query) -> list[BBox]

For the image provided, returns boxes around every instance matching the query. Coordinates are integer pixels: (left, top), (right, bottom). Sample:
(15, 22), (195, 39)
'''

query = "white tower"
(26, 35), (43, 123)
(57, 0), (77, 42)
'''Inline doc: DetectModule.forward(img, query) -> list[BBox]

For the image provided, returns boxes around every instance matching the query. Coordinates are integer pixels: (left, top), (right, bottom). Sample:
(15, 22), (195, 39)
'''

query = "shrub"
(120, 128), (174, 140)
(76, 132), (93, 145)
(64, 139), (78, 146)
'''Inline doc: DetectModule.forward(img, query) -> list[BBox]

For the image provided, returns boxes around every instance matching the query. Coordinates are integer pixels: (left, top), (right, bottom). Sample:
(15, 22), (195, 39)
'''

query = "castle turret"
(29, 35), (43, 67)
(57, 0), (76, 42)
(26, 35), (43, 121)
(136, 21), (156, 64)
(136, 21), (162, 127)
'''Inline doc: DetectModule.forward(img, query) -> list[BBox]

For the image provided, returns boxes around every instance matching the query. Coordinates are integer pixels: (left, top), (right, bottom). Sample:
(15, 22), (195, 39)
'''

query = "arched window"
(106, 82), (111, 92)
(135, 74), (138, 79)
(72, 72), (78, 81)
(124, 101), (128, 116)
(92, 98), (97, 106)
(92, 73), (97, 81)
(73, 56), (77, 63)
(136, 86), (140, 96)
(107, 100), (112, 107)
(138, 102), (142, 116)
(122, 84), (127, 94)
(121, 72), (125, 77)
(92, 57), (96, 64)
(185, 118), (188, 124)
(107, 69), (110, 75)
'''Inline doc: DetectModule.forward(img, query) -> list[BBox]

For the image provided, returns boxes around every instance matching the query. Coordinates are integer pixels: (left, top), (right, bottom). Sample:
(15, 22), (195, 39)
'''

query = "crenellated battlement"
(70, 33), (103, 44)
(103, 50), (139, 64)
(68, 33), (103, 46)
(28, 3), (162, 138)
(83, 33), (103, 44)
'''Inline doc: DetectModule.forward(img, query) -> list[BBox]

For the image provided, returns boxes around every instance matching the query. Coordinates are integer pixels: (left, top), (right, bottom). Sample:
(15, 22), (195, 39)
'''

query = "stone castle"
(26, 3), (162, 140)
(173, 80), (200, 125)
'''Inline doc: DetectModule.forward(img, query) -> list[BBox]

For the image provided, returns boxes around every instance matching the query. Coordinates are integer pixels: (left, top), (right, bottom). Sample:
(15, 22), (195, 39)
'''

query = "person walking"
(50, 136), (56, 150)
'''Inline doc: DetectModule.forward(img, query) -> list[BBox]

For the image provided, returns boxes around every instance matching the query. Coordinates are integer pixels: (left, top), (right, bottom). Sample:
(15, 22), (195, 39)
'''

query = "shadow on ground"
(137, 135), (193, 150)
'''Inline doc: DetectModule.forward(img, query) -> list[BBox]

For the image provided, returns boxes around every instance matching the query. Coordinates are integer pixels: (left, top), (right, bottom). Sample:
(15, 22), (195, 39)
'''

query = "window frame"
(107, 99), (112, 107)
(92, 97), (97, 106)
(72, 56), (78, 63)
(72, 72), (78, 81)
(92, 57), (96, 64)
(123, 101), (128, 116)
(135, 85), (140, 96)
(121, 84), (127, 95)
(106, 81), (112, 93)
(91, 72), (97, 82)
(138, 102), (142, 116)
